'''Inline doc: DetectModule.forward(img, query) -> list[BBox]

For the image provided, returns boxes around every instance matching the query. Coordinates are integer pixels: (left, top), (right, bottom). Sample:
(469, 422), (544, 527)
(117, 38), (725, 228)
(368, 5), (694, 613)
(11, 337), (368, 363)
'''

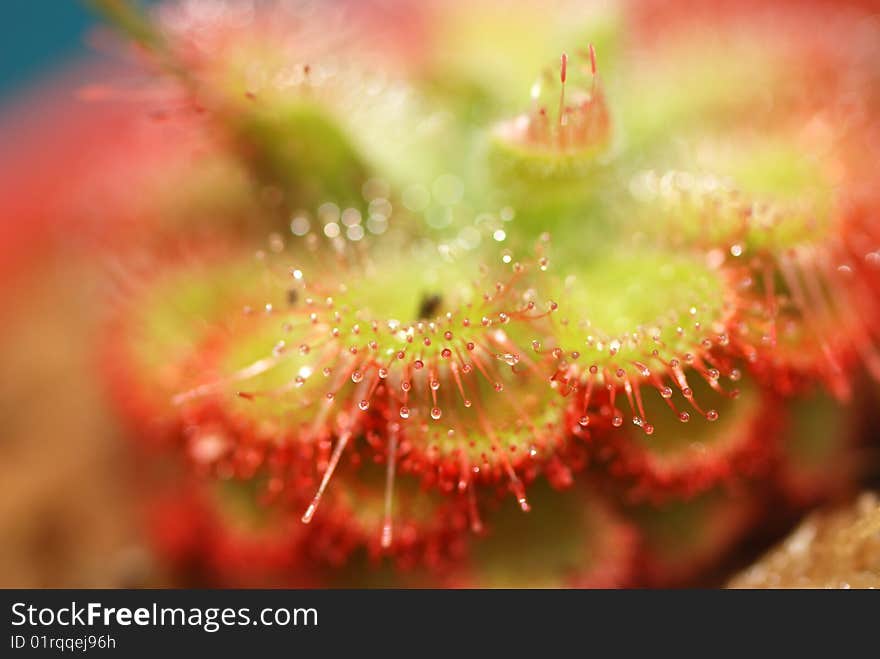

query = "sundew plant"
(65, 0), (880, 587)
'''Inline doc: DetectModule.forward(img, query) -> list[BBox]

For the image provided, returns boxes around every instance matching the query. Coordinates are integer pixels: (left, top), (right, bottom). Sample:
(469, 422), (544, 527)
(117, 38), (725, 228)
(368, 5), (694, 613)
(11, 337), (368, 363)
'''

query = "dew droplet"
(431, 407), (442, 420)
(399, 406), (410, 419)
(498, 353), (519, 366)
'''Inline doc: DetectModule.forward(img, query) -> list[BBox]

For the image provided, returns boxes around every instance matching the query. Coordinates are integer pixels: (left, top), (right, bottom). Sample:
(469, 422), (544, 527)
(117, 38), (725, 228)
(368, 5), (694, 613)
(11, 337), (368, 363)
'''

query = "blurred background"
(0, 2), (160, 587)
(0, 3), (92, 99)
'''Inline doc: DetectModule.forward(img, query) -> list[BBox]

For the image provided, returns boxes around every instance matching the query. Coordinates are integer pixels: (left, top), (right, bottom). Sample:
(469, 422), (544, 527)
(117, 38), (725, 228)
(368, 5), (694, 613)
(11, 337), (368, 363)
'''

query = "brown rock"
(729, 493), (880, 588)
